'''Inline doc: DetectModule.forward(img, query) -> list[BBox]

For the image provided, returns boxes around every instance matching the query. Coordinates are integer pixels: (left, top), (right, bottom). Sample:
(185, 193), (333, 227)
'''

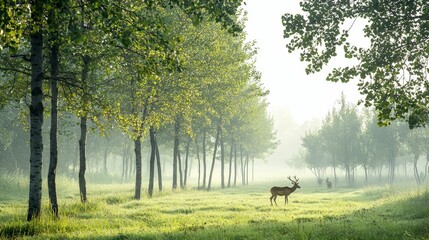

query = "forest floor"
(1, 175), (429, 239)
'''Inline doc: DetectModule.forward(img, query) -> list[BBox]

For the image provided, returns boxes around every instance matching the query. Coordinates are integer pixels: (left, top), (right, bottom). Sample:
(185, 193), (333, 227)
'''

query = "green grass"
(1, 176), (429, 239)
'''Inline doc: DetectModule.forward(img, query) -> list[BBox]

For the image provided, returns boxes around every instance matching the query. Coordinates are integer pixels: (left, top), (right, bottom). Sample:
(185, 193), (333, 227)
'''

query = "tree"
(301, 129), (328, 181)
(405, 128), (429, 184)
(282, 1), (429, 128)
(367, 114), (408, 184)
(333, 94), (361, 185)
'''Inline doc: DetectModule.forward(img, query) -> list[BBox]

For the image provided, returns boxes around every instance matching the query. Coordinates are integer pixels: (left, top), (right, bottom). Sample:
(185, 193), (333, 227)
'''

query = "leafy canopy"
(282, 0), (429, 128)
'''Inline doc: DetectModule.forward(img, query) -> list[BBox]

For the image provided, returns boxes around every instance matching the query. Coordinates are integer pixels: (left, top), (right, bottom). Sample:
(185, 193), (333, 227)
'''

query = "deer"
(269, 176), (300, 206)
(326, 178), (332, 189)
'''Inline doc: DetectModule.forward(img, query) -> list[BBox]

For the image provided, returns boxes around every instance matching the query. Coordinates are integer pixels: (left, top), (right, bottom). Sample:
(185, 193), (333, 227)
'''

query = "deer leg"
(270, 195), (274, 206)
(273, 196), (278, 206)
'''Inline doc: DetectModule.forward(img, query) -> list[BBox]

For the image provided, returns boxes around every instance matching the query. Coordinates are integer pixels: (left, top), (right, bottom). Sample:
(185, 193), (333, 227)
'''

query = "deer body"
(326, 178), (332, 189)
(270, 176), (300, 206)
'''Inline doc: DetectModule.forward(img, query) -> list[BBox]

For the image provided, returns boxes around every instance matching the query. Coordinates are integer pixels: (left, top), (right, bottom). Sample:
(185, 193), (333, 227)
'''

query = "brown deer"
(326, 178), (332, 189)
(270, 176), (300, 206)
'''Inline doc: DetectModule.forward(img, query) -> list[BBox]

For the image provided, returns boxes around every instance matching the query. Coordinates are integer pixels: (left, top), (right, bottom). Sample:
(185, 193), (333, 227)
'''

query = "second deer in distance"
(326, 178), (332, 189)
(269, 176), (300, 206)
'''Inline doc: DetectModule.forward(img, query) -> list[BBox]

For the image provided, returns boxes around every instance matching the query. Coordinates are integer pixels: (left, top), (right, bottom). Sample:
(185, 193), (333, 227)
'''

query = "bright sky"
(243, 0), (362, 124)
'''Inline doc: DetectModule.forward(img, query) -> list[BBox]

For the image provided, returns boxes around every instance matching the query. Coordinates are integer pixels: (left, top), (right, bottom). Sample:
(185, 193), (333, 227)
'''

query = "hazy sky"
(242, 1), (368, 174)
(243, 0), (362, 124)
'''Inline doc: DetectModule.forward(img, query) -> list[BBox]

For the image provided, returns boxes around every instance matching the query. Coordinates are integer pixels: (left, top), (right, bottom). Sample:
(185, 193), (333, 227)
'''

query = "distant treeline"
(298, 95), (429, 186)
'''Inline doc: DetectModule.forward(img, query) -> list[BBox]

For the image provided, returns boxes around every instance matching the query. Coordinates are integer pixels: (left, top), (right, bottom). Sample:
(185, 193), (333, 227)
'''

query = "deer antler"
(293, 176), (299, 182)
(287, 176), (299, 184)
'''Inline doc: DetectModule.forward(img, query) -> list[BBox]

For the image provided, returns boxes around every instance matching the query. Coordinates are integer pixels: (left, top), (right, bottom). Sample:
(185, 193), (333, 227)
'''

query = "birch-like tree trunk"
(48, 36), (59, 217)
(155, 134), (162, 191)
(183, 137), (190, 187)
(134, 135), (142, 200)
(227, 137), (234, 188)
(79, 115), (88, 203)
(78, 56), (90, 203)
(202, 131), (207, 188)
(207, 122), (221, 191)
(220, 131), (225, 189)
(148, 127), (156, 196)
(27, 1), (44, 221)
(195, 138), (201, 188)
(172, 119), (180, 189)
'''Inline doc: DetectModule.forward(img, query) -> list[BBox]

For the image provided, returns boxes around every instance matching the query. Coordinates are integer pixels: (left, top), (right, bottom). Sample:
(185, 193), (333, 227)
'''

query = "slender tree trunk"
(240, 146), (245, 185)
(48, 34), (59, 218)
(122, 145), (128, 182)
(413, 154), (420, 185)
(129, 149), (134, 179)
(103, 140), (108, 175)
(184, 137), (190, 187)
(207, 122), (221, 191)
(172, 119), (180, 189)
(195, 138), (201, 188)
(79, 116), (88, 203)
(148, 127), (156, 197)
(220, 131), (225, 188)
(202, 131), (207, 188)
(187, 144), (193, 179)
(364, 164), (368, 183)
(134, 136), (142, 200)
(78, 55), (90, 203)
(27, 1), (44, 220)
(227, 137), (234, 188)
(233, 143), (237, 187)
(178, 151), (183, 188)
(132, 95), (147, 199)
(155, 133), (162, 191)
(252, 157), (254, 183)
(245, 154), (249, 185)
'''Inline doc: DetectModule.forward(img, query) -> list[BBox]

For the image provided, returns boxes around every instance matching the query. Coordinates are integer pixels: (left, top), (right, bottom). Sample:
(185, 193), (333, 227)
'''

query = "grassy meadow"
(1, 174), (429, 239)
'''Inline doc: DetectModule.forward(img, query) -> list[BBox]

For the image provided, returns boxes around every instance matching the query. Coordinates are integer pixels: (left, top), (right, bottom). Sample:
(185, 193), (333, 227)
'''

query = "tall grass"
(0, 173), (428, 239)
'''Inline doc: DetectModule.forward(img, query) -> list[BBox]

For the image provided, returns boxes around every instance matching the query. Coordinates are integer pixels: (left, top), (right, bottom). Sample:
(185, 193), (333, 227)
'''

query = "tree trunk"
(245, 154), (249, 185)
(148, 127), (156, 197)
(364, 164), (368, 183)
(172, 118), (180, 189)
(155, 133), (162, 191)
(413, 153), (420, 185)
(178, 151), (183, 188)
(233, 143), (237, 187)
(227, 137), (234, 188)
(134, 136), (142, 200)
(252, 157), (255, 183)
(48, 36), (59, 218)
(423, 152), (429, 181)
(207, 122), (221, 191)
(202, 131), (207, 188)
(103, 139), (108, 175)
(78, 55), (90, 203)
(184, 137), (190, 187)
(79, 116), (88, 203)
(132, 95), (147, 199)
(220, 130), (225, 189)
(27, 1), (44, 221)
(122, 144), (128, 182)
(195, 137), (201, 188)
(240, 146), (245, 185)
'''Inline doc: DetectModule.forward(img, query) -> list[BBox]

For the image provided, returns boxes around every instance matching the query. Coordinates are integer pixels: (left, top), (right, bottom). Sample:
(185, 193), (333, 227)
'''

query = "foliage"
(300, 95), (417, 185)
(282, 0), (429, 128)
